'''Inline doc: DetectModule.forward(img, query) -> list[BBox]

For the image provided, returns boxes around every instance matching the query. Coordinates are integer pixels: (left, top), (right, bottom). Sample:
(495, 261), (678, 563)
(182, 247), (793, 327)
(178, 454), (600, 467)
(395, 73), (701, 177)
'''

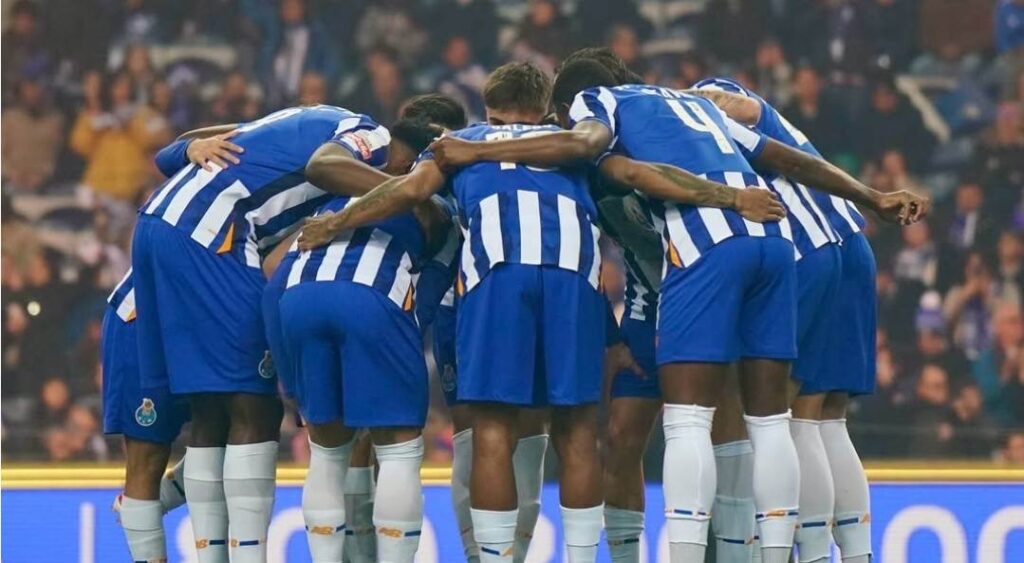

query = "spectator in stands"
(2, 76), (64, 191)
(343, 48), (408, 126)
(606, 24), (646, 79)
(1000, 431), (1024, 464)
(121, 44), (157, 104)
(429, 0), (499, 66)
(858, 77), (936, 172)
(38, 377), (72, 429)
(70, 71), (172, 204)
(996, 231), (1024, 305)
(258, 0), (339, 109)
(1, 0), (49, 100)
(781, 65), (851, 160)
(354, 0), (427, 68)
(204, 70), (262, 126)
(752, 38), (792, 107)
(976, 103), (1024, 219)
(510, 0), (574, 73)
(921, 0), (993, 58)
(996, 0), (1024, 55)
(938, 181), (996, 254)
(699, 0), (770, 67)
(906, 363), (956, 458)
(949, 383), (999, 458)
(945, 251), (999, 360)
(429, 35), (488, 123)
(297, 71), (328, 106)
(895, 222), (939, 288)
(863, 0), (917, 71)
(973, 303), (1024, 427)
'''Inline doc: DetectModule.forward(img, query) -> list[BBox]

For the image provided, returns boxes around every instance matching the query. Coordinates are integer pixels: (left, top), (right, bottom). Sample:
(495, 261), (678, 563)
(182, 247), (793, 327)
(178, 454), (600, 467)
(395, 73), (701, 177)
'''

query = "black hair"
(400, 93), (468, 131)
(389, 118), (444, 155)
(551, 59), (619, 111)
(558, 47), (641, 85)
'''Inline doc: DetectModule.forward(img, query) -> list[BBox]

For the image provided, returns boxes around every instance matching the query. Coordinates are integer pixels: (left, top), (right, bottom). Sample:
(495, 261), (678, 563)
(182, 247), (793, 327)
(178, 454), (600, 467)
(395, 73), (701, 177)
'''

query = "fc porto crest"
(440, 364), (456, 393)
(258, 351), (277, 379)
(135, 398), (157, 427)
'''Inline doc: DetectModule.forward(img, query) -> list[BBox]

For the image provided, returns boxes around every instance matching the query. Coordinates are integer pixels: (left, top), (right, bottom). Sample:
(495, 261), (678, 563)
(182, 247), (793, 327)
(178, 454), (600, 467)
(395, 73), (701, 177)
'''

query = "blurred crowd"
(2, 0), (1024, 466)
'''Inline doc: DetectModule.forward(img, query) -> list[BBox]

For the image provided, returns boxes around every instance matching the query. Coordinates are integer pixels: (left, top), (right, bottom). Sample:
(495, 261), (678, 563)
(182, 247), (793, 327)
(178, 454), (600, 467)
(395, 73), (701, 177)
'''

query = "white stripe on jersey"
(286, 251), (311, 288)
(352, 230), (391, 285)
(557, 194), (582, 270)
(729, 172), (767, 236)
(628, 282), (651, 322)
(588, 223), (602, 288)
(832, 195), (862, 233)
(596, 87), (618, 133)
(115, 289), (136, 322)
(698, 207), (734, 242)
(191, 181), (248, 246)
(664, 205), (700, 267)
(518, 190), (542, 264)
(162, 165), (224, 226)
(315, 232), (352, 281)
(772, 178), (830, 249)
(460, 224), (480, 289)
(479, 195), (505, 264)
(799, 183), (840, 244)
(386, 252), (414, 309)
(721, 111), (764, 153)
(441, 285), (455, 307)
(145, 164), (196, 215)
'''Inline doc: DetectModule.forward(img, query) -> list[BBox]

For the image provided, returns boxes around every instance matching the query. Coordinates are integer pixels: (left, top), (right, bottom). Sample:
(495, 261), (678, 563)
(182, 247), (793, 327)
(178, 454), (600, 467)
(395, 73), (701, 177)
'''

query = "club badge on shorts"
(258, 351), (277, 379)
(135, 398), (157, 427)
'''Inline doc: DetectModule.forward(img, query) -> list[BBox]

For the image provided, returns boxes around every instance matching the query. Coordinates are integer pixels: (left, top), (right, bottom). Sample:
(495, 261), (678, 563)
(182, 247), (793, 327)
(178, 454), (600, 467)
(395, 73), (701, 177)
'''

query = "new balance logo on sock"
(757, 509), (799, 519)
(306, 524), (345, 535)
(378, 527), (421, 538)
(230, 538), (264, 547)
(194, 539), (226, 549)
(480, 546), (514, 557)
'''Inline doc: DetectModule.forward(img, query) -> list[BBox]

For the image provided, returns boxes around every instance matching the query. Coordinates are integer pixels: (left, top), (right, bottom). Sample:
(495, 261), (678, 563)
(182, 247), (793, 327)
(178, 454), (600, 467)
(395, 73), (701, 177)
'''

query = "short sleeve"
(721, 112), (767, 160)
(568, 87), (618, 136)
(328, 122), (392, 169)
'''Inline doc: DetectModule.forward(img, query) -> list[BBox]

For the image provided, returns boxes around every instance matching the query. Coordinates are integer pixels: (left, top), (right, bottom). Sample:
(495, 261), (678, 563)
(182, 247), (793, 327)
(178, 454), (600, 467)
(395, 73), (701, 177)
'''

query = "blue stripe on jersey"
(649, 171), (792, 270)
(694, 77), (866, 239)
(142, 106), (387, 269)
(107, 269), (136, 322)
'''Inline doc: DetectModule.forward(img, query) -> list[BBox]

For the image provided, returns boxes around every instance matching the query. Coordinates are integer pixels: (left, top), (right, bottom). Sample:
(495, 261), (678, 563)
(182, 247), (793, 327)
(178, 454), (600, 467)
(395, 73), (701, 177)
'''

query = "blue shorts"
(132, 216), (275, 395)
(657, 236), (797, 364)
(793, 244), (842, 393)
(279, 281), (429, 428)
(432, 304), (459, 407)
(457, 264), (605, 407)
(101, 309), (188, 444)
(263, 261), (295, 400)
(804, 233), (877, 395)
(610, 313), (660, 400)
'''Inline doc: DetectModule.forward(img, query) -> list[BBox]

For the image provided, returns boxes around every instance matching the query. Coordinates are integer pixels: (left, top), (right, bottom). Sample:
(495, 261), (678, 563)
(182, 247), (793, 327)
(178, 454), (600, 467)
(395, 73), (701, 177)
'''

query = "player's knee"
(606, 418), (647, 463)
(228, 393), (283, 443)
(821, 392), (849, 419)
(124, 438), (172, 496)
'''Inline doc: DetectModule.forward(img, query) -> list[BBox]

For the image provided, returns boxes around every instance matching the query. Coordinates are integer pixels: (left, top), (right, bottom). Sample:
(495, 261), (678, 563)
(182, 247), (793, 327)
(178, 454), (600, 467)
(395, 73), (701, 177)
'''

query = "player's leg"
(604, 397), (660, 562)
(450, 405), (480, 562)
(471, 403), (522, 562)
(281, 282), (354, 562)
(368, 427), (425, 563)
(512, 408), (549, 563)
(738, 237), (802, 563)
(710, 371), (757, 563)
(185, 393), (231, 563)
(344, 431), (377, 563)
(821, 393), (871, 563)
(550, 404), (603, 563)
(120, 438), (173, 562)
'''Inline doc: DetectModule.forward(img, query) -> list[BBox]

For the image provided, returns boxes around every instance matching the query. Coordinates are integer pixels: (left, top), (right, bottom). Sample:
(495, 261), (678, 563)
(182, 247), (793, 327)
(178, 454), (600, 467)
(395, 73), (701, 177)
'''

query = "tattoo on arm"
(334, 176), (412, 230)
(652, 164), (737, 208)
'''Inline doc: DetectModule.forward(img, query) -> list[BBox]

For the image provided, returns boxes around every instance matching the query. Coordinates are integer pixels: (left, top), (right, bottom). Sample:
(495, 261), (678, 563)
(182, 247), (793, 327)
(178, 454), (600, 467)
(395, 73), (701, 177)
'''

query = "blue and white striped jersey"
(107, 269), (136, 322)
(420, 123), (602, 294)
(142, 105), (390, 269)
(694, 77), (866, 240)
(414, 201), (462, 329)
(569, 84), (794, 270)
(596, 194), (662, 322)
(284, 195), (433, 312)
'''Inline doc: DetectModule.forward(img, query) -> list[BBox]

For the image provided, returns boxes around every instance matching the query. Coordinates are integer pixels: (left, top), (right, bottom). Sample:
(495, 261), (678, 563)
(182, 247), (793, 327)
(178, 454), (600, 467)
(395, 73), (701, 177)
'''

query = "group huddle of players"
(101, 47), (929, 563)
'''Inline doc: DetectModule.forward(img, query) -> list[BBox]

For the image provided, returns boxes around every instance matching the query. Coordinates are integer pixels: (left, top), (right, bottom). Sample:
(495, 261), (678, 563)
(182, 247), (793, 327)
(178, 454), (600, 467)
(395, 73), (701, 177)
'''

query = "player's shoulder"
(299, 104), (381, 131)
(451, 122), (560, 140)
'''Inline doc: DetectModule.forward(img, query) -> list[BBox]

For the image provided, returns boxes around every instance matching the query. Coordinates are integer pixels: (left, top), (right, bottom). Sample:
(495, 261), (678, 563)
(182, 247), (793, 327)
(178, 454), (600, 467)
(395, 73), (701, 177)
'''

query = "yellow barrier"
(2, 462), (1022, 489)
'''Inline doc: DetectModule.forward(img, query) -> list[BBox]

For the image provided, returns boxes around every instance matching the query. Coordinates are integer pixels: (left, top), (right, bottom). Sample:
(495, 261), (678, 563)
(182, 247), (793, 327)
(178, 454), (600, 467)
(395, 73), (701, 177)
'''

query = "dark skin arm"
(599, 155), (786, 222)
(754, 139), (930, 224)
(177, 124), (239, 141)
(684, 89), (762, 126)
(298, 160), (447, 251)
(304, 142), (393, 197)
(429, 120), (613, 169)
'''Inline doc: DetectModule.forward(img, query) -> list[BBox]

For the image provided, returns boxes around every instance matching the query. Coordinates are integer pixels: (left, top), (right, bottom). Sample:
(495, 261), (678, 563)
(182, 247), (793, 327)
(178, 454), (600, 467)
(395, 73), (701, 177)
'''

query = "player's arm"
(429, 120), (613, 169)
(304, 142), (393, 197)
(154, 128), (244, 175)
(684, 89), (761, 126)
(297, 160), (447, 251)
(176, 124), (239, 141)
(599, 155), (786, 222)
(753, 139), (930, 224)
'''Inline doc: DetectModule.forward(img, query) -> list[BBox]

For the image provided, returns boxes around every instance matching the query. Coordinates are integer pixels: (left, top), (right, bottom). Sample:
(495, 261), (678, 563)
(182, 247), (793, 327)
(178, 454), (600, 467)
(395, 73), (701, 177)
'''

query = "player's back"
(695, 78), (866, 238)
(441, 123), (601, 292)
(142, 105), (387, 268)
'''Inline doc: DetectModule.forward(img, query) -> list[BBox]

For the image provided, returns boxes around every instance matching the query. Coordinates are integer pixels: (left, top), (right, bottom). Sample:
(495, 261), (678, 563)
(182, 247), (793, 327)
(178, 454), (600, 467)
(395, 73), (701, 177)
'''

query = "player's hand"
(298, 213), (342, 251)
(734, 188), (786, 222)
(428, 136), (480, 170)
(603, 341), (645, 402)
(873, 190), (931, 225)
(186, 130), (244, 171)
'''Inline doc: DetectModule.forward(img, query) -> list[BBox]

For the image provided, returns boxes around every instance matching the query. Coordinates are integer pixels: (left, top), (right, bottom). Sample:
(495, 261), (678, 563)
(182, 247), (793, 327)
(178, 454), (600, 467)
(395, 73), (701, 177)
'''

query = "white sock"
(373, 437), (424, 563)
(120, 496), (166, 562)
(604, 507), (643, 563)
(473, 508), (517, 561)
(745, 412), (799, 562)
(184, 447), (228, 563)
(344, 467), (377, 563)
(843, 556), (870, 563)
(513, 434), (547, 563)
(713, 440), (756, 563)
(791, 419), (835, 562)
(223, 441), (278, 563)
(304, 439), (353, 563)
(820, 419), (872, 561)
(662, 404), (716, 560)
(452, 429), (480, 563)
(160, 458), (187, 513)
(562, 504), (603, 563)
